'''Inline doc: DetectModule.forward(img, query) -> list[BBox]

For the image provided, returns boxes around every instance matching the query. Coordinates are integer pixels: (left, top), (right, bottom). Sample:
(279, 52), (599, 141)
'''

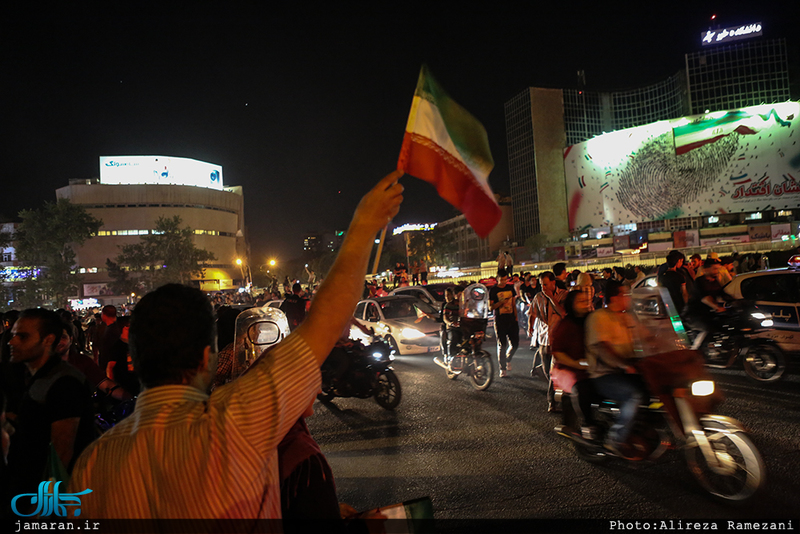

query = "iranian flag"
(398, 65), (501, 238)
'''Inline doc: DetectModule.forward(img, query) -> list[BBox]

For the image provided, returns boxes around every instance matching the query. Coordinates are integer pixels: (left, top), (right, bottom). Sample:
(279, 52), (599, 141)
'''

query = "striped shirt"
(67, 333), (320, 521)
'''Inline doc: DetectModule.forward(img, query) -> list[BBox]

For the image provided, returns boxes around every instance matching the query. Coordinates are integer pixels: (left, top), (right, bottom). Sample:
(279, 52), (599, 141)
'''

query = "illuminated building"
(436, 196), (514, 268)
(686, 37), (790, 115)
(505, 20), (795, 251)
(57, 156), (248, 303)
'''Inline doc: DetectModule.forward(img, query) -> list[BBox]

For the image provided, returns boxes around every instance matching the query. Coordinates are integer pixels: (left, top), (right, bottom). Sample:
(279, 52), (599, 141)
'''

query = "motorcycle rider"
(684, 258), (734, 349)
(321, 316), (374, 391)
(585, 280), (648, 456)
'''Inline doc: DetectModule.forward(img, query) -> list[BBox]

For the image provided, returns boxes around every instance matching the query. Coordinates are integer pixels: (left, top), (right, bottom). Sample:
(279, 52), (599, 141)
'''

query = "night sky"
(3, 2), (796, 263)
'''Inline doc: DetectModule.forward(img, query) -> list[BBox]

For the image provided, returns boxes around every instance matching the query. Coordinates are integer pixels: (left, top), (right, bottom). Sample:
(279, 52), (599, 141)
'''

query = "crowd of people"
(1, 171), (404, 530)
(0, 161), (779, 525)
(479, 250), (772, 457)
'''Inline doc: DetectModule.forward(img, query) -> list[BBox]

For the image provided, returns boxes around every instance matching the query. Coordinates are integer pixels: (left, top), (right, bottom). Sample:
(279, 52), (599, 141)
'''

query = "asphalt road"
(307, 341), (800, 527)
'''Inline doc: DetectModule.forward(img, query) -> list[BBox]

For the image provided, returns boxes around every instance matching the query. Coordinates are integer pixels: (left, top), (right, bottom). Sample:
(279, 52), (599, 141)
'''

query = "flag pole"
(371, 226), (388, 276)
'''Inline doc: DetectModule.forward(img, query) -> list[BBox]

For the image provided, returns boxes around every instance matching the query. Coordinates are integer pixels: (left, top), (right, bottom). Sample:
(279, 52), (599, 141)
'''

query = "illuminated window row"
(97, 229), (235, 237)
(80, 203), (238, 215)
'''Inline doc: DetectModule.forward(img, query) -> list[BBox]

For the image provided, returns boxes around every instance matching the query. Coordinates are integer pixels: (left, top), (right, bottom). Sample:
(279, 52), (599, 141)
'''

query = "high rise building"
(686, 38), (790, 115)
(505, 88), (569, 245)
(506, 21), (792, 247)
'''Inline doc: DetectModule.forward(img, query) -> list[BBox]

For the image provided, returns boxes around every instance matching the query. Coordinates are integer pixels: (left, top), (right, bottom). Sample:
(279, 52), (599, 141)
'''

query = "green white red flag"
(397, 65), (500, 238)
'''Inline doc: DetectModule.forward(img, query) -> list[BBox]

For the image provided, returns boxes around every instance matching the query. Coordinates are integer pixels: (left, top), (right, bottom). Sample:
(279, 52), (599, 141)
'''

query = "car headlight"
(401, 327), (425, 340)
(691, 380), (715, 397)
(761, 319), (773, 327)
(751, 312), (767, 320)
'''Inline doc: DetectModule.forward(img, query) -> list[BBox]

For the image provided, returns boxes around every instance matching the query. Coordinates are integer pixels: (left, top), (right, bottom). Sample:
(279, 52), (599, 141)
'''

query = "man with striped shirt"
(68, 171), (405, 523)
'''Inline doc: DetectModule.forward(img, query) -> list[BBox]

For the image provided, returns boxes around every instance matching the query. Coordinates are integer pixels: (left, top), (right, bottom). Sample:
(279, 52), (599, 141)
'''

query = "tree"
(14, 199), (103, 307)
(111, 216), (216, 292)
(407, 226), (457, 267)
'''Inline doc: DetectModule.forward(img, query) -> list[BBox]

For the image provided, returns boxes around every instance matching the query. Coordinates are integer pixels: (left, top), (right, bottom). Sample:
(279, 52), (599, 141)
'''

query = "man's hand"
(297, 170), (404, 365)
(351, 170), (404, 236)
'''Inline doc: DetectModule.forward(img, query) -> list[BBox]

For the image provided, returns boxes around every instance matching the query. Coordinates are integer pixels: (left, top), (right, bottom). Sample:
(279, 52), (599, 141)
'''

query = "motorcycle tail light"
(691, 380), (715, 397)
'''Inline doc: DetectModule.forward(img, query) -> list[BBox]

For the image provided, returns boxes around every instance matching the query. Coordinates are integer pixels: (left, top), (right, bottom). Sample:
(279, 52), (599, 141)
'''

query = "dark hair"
(215, 305), (241, 351)
(539, 271), (555, 282)
(101, 305), (117, 319)
(602, 268), (613, 275)
(563, 290), (585, 319)
(19, 308), (64, 353)
(666, 250), (684, 268)
(603, 279), (625, 306)
(704, 258), (721, 269)
(497, 268), (508, 278)
(292, 282), (302, 294)
(130, 284), (216, 388)
(690, 254), (702, 262)
(553, 263), (567, 277)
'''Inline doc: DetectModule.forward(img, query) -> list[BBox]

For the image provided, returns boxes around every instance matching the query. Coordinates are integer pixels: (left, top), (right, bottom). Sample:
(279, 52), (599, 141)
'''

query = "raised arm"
(296, 170), (404, 364)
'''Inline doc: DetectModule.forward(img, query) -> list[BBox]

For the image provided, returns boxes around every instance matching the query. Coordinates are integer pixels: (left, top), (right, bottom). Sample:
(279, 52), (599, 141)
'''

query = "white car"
(724, 266), (800, 353)
(351, 295), (441, 355)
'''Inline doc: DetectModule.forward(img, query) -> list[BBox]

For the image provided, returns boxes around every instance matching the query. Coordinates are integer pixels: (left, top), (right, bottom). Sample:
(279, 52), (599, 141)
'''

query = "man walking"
(528, 271), (567, 410)
(489, 269), (518, 378)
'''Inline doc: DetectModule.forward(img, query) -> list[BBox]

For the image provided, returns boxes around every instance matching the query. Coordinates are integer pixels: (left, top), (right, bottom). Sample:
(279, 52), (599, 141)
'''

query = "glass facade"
(504, 90), (540, 241)
(686, 39), (790, 115)
(563, 73), (688, 146)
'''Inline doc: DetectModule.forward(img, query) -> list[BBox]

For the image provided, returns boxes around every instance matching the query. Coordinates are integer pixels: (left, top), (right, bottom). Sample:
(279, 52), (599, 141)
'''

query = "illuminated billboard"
(564, 102), (800, 232)
(701, 22), (762, 46)
(99, 156), (223, 190)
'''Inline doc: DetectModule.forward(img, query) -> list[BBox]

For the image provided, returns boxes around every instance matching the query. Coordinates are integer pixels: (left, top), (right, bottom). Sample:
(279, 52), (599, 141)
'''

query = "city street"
(307, 341), (800, 525)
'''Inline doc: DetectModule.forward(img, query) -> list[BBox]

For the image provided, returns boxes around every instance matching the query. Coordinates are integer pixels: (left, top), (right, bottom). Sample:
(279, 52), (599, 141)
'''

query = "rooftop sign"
(99, 156), (223, 190)
(392, 223), (437, 236)
(701, 22), (762, 46)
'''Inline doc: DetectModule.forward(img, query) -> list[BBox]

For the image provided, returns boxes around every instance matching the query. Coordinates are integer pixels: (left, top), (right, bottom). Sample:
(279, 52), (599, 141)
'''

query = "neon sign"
(392, 223), (437, 236)
(701, 23), (762, 46)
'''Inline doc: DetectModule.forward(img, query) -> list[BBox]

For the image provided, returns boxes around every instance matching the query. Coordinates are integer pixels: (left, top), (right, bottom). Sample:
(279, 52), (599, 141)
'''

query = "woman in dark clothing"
(549, 290), (595, 434)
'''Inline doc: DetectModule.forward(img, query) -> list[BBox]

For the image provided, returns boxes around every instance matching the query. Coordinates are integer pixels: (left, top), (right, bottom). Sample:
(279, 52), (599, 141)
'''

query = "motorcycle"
(433, 283), (495, 391)
(94, 391), (137, 433)
(317, 338), (402, 410)
(689, 300), (786, 383)
(557, 288), (765, 503)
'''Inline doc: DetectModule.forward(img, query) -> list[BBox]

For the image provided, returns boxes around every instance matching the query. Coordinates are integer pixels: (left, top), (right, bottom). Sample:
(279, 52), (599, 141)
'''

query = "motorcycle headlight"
(691, 380), (715, 397)
(751, 312), (767, 320)
(401, 327), (425, 340)
(372, 351), (384, 360)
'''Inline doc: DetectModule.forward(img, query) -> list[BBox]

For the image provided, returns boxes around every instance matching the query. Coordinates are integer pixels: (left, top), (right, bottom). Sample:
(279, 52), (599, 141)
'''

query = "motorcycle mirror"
(248, 321), (282, 345)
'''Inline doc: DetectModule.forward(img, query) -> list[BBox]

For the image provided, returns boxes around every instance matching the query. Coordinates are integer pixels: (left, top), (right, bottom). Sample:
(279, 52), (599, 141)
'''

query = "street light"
(235, 257), (251, 290)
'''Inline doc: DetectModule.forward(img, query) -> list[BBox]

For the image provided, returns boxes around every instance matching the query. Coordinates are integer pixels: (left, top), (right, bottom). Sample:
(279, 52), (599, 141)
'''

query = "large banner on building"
(99, 156), (223, 190)
(564, 102), (800, 232)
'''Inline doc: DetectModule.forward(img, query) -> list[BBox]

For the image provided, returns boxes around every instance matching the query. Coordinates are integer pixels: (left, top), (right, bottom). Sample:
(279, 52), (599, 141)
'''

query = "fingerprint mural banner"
(564, 102), (800, 232)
